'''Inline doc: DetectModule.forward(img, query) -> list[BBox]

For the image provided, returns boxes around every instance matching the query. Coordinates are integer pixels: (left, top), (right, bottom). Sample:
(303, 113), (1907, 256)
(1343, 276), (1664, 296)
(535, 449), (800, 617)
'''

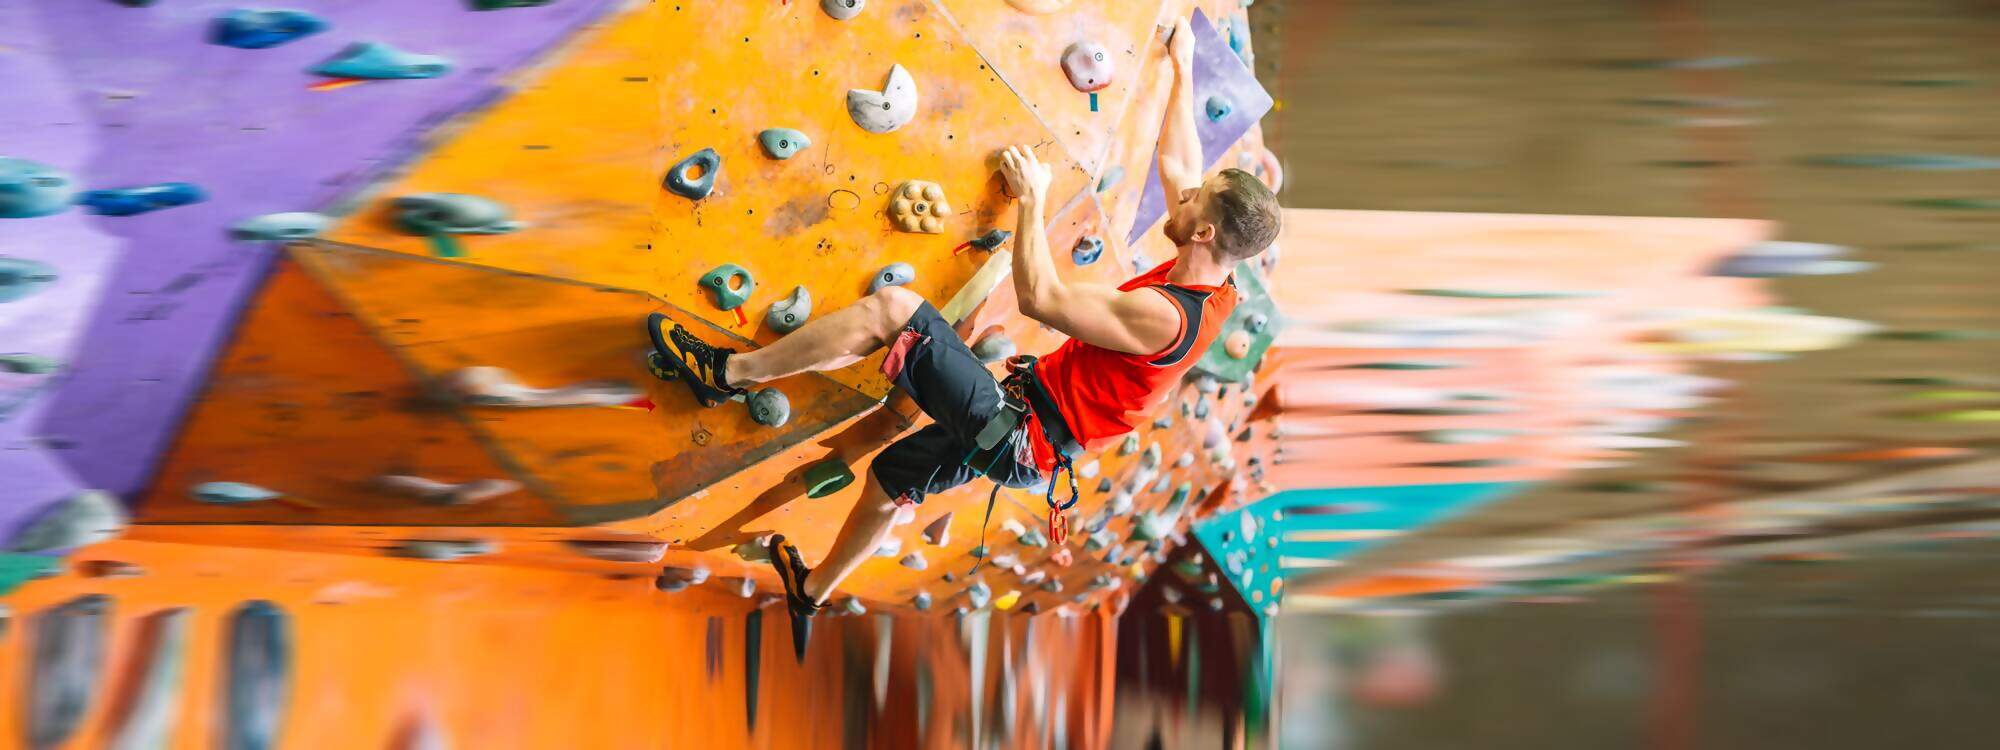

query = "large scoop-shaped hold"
(847, 64), (918, 134)
(664, 148), (721, 200)
(393, 193), (522, 236)
(311, 41), (451, 79)
(757, 129), (811, 160)
(821, 0), (865, 20)
(78, 182), (206, 216)
(1061, 41), (1115, 92)
(869, 262), (915, 294)
(443, 366), (640, 408)
(748, 388), (791, 427)
(766, 286), (811, 333)
(804, 459), (855, 498)
(7, 490), (126, 554)
(0, 157), (77, 218)
(699, 263), (755, 310)
(229, 212), (330, 242)
(210, 8), (328, 49)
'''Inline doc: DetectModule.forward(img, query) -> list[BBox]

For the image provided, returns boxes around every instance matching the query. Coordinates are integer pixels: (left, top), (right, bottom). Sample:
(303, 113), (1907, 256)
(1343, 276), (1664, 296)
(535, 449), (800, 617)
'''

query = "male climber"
(649, 17), (1281, 617)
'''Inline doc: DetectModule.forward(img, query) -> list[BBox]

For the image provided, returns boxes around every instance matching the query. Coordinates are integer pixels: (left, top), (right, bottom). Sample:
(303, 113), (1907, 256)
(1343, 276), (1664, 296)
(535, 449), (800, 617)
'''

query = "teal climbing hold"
(0, 554), (61, 598)
(1205, 96), (1233, 122)
(665, 148), (721, 200)
(229, 212), (331, 242)
(224, 601), (291, 750)
(1096, 165), (1124, 193)
(192, 482), (282, 504)
(699, 263), (754, 310)
(0, 257), (58, 304)
(804, 459), (855, 498)
(747, 389), (791, 427)
(766, 286), (811, 333)
(1071, 236), (1104, 265)
(78, 182), (206, 216)
(0, 354), (58, 375)
(392, 193), (521, 236)
(311, 42), (452, 79)
(757, 129), (811, 160)
(0, 157), (77, 219)
(869, 262), (915, 293)
(210, 9), (328, 49)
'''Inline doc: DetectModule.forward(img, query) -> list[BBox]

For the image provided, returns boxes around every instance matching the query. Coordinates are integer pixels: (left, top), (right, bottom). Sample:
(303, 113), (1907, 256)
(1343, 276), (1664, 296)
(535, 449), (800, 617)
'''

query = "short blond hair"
(1209, 168), (1281, 262)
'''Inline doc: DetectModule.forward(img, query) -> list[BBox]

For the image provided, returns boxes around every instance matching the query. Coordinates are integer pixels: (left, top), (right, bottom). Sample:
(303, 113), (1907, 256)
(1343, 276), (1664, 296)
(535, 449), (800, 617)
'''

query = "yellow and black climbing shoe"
(645, 312), (745, 408)
(768, 534), (824, 620)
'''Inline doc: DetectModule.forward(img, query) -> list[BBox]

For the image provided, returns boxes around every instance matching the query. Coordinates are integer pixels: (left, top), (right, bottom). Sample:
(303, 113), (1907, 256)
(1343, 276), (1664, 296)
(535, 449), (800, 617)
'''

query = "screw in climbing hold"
(1244, 311), (1270, 334)
(1205, 96), (1234, 122)
(1071, 235), (1104, 266)
(889, 181), (950, 234)
(757, 128), (812, 160)
(1060, 41), (1115, 93)
(820, 0), (865, 20)
(803, 459), (855, 498)
(664, 148), (721, 201)
(392, 193), (522, 257)
(869, 262), (915, 294)
(229, 212), (330, 242)
(971, 333), (1015, 364)
(311, 42), (452, 79)
(209, 8), (327, 49)
(0, 158), (77, 219)
(77, 182), (207, 217)
(765, 286), (812, 333)
(847, 64), (918, 134)
(0, 257), (60, 304)
(747, 388), (791, 427)
(698, 263), (755, 310)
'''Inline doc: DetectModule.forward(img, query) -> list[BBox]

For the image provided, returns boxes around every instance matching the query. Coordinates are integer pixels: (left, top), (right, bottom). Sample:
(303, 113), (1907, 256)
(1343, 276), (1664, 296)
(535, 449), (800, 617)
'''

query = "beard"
(1162, 214), (1192, 245)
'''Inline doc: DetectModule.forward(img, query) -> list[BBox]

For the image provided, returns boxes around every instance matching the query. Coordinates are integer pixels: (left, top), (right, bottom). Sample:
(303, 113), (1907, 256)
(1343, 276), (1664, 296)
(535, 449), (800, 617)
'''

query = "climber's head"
(1163, 168), (1281, 265)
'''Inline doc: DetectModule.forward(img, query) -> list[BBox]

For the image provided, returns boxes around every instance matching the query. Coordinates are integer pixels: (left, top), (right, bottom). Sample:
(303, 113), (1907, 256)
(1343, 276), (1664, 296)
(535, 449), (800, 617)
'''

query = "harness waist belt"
(1013, 364), (1081, 458)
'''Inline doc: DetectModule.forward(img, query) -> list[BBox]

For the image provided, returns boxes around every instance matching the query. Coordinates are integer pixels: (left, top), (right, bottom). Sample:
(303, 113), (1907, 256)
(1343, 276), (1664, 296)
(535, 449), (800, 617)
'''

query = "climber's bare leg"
(802, 471), (912, 605)
(727, 286), (925, 387)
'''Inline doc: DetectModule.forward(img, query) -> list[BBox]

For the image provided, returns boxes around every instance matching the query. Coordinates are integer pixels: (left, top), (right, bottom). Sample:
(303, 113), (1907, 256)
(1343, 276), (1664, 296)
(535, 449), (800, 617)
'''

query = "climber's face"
(1162, 175), (1220, 250)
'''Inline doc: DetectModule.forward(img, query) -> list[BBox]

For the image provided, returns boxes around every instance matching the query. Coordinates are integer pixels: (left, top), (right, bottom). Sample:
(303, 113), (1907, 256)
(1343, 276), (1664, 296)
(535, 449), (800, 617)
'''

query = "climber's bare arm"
(998, 146), (1180, 357)
(1157, 17), (1202, 201)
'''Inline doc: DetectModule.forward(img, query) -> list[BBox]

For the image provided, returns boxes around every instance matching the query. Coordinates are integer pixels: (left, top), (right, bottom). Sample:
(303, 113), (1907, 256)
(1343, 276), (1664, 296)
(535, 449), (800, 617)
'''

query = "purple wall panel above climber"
(5, 0), (623, 500)
(1122, 9), (1274, 247)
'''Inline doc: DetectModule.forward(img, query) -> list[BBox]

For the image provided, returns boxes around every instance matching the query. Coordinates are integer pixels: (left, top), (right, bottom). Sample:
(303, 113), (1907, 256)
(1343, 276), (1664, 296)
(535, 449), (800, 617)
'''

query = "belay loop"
(1045, 452), (1079, 547)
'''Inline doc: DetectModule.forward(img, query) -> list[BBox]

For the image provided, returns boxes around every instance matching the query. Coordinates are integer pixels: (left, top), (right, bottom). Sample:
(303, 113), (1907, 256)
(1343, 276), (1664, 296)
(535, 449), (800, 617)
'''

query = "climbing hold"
(0, 157), (77, 218)
(1071, 236), (1104, 265)
(564, 540), (668, 564)
(911, 592), (933, 611)
(106, 607), (189, 750)
(966, 228), (1013, 252)
(655, 566), (711, 592)
(1006, 0), (1071, 13)
(374, 475), (520, 506)
(78, 182), (205, 216)
(821, 0), (865, 20)
(748, 388), (791, 427)
(470, 0), (554, 8)
(210, 8), (327, 49)
(0, 257), (59, 303)
(229, 211), (330, 242)
(869, 262), (916, 293)
(1018, 528), (1048, 548)
(392, 193), (521, 237)
(1205, 96), (1233, 122)
(1078, 460), (1099, 479)
(971, 333), (1015, 364)
(1096, 165), (1124, 194)
(969, 545), (989, 559)
(8, 490), (127, 554)
(895, 551), (930, 572)
(312, 42), (451, 79)
(1061, 41), (1115, 92)
(1095, 477), (1112, 493)
(28, 594), (110, 750)
(1175, 451), (1194, 468)
(966, 582), (993, 609)
(79, 560), (145, 579)
(1710, 241), (1868, 278)
(875, 538), (903, 558)
(1141, 443), (1163, 470)
(697, 263), (755, 311)
(1224, 330), (1253, 359)
(757, 128), (811, 160)
(1244, 312), (1270, 334)
(766, 286), (812, 333)
(192, 482), (281, 505)
(847, 64), (919, 134)
(1, 354), (58, 375)
(444, 367), (640, 408)
(664, 148), (721, 201)
(804, 459), (855, 498)
(993, 590), (1022, 611)
(1120, 434), (1140, 455)
(889, 180), (950, 233)
(1193, 395), (1211, 419)
(394, 539), (496, 561)
(224, 601), (290, 750)
(921, 513), (952, 545)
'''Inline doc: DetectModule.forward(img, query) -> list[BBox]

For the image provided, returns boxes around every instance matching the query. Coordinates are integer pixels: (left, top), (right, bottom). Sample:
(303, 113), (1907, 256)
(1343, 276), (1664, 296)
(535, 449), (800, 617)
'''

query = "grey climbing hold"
(1244, 312), (1270, 334)
(1095, 478), (1112, 493)
(1072, 236), (1104, 265)
(1141, 443), (1162, 470)
(9, 490), (127, 554)
(393, 193), (522, 236)
(966, 229), (1013, 252)
(1018, 528), (1048, 548)
(106, 607), (190, 750)
(699, 263), (755, 310)
(444, 367), (640, 408)
(1120, 434), (1140, 455)
(0, 257), (59, 303)
(838, 597), (866, 616)
(393, 539), (496, 561)
(847, 64), (919, 134)
(821, 0), (865, 20)
(192, 481), (281, 505)
(971, 333), (1015, 364)
(1205, 95), (1233, 121)
(757, 128), (811, 160)
(375, 475), (520, 506)
(229, 212), (330, 242)
(0, 157), (77, 219)
(28, 594), (110, 750)
(211, 8), (328, 49)
(664, 148), (721, 200)
(911, 592), (933, 611)
(766, 286), (811, 333)
(748, 388), (791, 427)
(1061, 41), (1114, 92)
(965, 582), (993, 609)
(922, 513), (952, 546)
(900, 552), (928, 570)
(1709, 241), (1867, 278)
(1096, 165), (1124, 194)
(564, 540), (668, 564)
(869, 262), (915, 293)
(78, 182), (206, 216)
(224, 600), (290, 750)
(656, 566), (710, 592)
(311, 41), (451, 79)
(1193, 395), (1211, 419)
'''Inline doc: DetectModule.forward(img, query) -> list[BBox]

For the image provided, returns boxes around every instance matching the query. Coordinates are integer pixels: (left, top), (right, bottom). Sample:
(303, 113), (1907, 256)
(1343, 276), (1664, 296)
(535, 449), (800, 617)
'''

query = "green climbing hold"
(0, 354), (58, 375)
(392, 193), (522, 258)
(665, 148), (721, 200)
(0, 554), (60, 598)
(699, 263), (755, 311)
(1803, 153), (2000, 171)
(804, 459), (854, 498)
(757, 129), (811, 160)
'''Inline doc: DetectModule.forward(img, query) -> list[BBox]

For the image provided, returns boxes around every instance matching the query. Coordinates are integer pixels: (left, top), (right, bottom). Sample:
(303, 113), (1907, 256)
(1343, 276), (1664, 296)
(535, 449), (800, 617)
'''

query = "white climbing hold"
(1061, 41), (1114, 92)
(847, 64), (918, 134)
(821, 0), (864, 20)
(394, 539), (496, 561)
(874, 537), (903, 558)
(375, 475), (520, 506)
(565, 540), (669, 564)
(192, 481), (281, 504)
(921, 513), (952, 546)
(7, 490), (126, 554)
(443, 366), (639, 408)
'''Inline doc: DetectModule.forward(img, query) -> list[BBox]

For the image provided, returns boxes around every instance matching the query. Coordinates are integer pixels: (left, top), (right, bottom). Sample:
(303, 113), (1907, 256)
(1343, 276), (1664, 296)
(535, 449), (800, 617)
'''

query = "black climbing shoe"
(768, 535), (824, 619)
(646, 312), (745, 408)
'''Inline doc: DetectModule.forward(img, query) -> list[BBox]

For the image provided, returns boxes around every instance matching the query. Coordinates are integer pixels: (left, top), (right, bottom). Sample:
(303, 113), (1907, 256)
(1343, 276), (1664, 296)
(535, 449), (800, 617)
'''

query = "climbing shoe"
(768, 534), (824, 619)
(645, 312), (745, 408)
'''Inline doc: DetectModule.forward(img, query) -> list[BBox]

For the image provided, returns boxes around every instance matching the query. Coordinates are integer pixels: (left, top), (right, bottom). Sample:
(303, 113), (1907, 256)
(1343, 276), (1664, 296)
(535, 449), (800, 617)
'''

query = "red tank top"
(1027, 259), (1238, 471)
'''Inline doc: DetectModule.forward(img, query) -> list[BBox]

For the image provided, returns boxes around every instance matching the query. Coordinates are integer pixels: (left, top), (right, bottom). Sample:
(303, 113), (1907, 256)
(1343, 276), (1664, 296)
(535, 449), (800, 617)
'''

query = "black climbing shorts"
(872, 302), (1046, 505)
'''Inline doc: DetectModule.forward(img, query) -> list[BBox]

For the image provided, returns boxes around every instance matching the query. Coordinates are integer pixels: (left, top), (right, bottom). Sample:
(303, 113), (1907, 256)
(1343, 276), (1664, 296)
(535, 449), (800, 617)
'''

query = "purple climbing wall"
(1123, 8), (1274, 247)
(0, 0), (621, 528)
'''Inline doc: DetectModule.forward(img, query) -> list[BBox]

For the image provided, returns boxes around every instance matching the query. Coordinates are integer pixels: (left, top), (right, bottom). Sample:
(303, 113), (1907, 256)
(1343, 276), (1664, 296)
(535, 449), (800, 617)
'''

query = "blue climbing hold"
(1205, 95), (1233, 122)
(0, 157), (77, 219)
(868, 262), (915, 294)
(229, 212), (331, 242)
(0, 257), (58, 304)
(665, 148), (721, 200)
(210, 9), (328, 50)
(77, 182), (206, 217)
(311, 42), (452, 79)
(700, 263), (755, 310)
(757, 129), (811, 160)
(1072, 235), (1104, 265)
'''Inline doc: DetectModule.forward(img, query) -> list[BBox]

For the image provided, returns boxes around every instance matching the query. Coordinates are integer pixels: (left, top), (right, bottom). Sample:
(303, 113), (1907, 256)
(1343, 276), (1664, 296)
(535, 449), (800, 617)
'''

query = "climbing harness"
(964, 356), (1080, 574)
